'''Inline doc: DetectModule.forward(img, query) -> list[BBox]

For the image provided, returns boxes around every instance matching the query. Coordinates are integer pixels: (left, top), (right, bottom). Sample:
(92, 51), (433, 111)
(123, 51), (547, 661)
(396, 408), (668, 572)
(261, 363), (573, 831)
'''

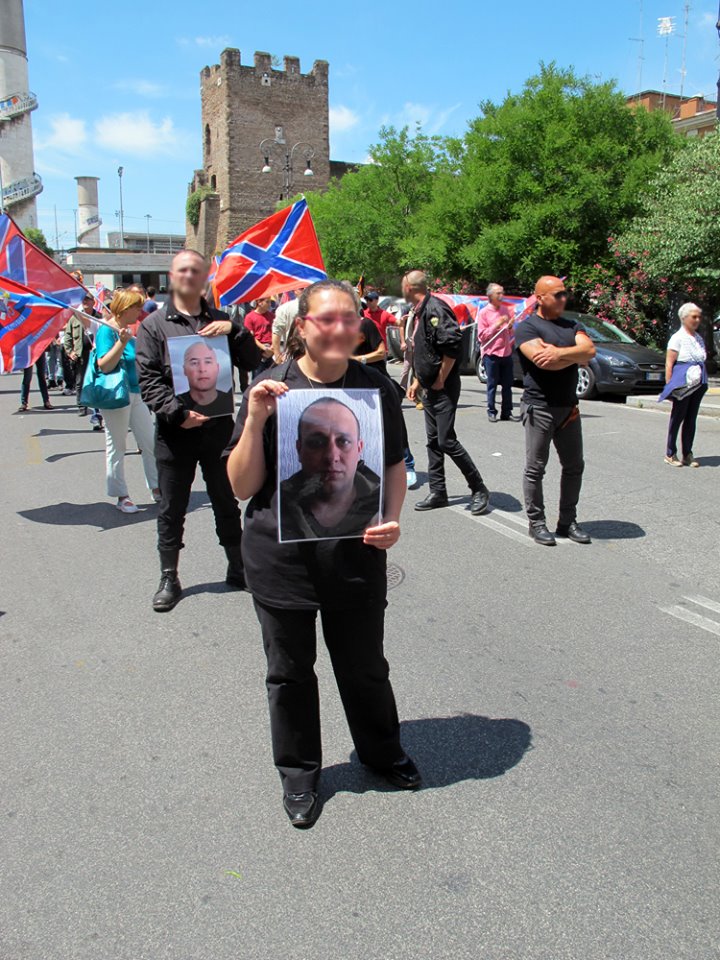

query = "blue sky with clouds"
(23, 0), (719, 249)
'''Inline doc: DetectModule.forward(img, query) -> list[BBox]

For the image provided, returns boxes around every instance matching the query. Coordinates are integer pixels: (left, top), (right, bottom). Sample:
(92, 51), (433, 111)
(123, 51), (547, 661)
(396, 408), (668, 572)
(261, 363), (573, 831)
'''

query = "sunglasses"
(304, 313), (361, 330)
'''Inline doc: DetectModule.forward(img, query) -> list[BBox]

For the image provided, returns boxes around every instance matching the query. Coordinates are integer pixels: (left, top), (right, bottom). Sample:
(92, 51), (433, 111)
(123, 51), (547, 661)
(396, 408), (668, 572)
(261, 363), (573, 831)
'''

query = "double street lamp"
(259, 136), (315, 200)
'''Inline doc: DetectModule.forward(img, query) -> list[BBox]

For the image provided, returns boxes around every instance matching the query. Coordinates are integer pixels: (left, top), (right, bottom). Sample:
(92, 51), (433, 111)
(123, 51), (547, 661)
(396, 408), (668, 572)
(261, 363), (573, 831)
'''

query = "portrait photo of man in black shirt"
(278, 393), (382, 543)
(169, 336), (234, 419)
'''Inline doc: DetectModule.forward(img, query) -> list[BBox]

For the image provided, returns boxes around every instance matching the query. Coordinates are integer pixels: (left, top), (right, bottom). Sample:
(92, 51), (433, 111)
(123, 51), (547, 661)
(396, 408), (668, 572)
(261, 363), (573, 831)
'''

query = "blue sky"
(24, 0), (719, 249)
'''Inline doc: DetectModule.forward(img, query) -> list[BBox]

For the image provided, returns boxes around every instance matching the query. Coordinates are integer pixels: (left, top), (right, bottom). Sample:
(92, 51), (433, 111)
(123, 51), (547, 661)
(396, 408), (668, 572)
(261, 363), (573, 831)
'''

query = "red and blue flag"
(0, 214), (87, 309)
(213, 198), (326, 306)
(0, 275), (68, 373)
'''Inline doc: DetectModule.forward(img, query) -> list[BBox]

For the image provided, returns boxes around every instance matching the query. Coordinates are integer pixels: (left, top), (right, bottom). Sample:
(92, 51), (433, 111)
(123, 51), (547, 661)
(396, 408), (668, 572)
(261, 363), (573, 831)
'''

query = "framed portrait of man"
(167, 335), (234, 419)
(276, 388), (385, 543)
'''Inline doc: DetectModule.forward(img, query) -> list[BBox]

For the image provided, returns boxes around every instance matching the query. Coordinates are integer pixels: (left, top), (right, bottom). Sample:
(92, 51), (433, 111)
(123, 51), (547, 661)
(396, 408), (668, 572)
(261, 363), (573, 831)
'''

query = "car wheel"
(475, 354), (488, 384)
(576, 366), (597, 400)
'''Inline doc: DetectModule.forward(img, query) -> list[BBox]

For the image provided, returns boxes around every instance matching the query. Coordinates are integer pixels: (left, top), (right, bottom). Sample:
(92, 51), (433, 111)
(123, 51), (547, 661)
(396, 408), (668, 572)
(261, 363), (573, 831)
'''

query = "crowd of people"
(13, 249), (712, 829)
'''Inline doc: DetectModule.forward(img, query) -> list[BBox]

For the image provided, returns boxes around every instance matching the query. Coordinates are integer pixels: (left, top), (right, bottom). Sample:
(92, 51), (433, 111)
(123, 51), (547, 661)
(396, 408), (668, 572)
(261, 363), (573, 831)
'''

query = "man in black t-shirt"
(514, 276), (596, 545)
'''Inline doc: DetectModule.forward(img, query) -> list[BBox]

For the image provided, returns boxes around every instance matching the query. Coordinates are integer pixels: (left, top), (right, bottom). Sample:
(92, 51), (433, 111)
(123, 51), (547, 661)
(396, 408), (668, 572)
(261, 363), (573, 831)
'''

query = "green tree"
(617, 132), (720, 292)
(404, 64), (679, 290)
(25, 227), (53, 256)
(298, 126), (443, 283)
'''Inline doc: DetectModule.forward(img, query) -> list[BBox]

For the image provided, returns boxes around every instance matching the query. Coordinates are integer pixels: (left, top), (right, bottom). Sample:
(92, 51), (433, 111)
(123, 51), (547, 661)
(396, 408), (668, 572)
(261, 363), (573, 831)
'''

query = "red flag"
(0, 275), (68, 373)
(213, 198), (326, 306)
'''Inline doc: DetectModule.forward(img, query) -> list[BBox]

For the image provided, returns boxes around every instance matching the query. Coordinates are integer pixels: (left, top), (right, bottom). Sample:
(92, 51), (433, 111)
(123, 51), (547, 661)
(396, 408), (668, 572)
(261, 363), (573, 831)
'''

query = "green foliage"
(572, 134), (720, 345)
(297, 126), (445, 283)
(25, 227), (53, 256)
(186, 185), (215, 228)
(405, 64), (679, 290)
(617, 132), (720, 290)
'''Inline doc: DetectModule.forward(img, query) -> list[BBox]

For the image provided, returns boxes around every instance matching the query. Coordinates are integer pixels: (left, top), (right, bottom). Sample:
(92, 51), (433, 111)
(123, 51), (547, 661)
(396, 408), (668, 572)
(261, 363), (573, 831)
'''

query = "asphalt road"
(2, 370), (719, 960)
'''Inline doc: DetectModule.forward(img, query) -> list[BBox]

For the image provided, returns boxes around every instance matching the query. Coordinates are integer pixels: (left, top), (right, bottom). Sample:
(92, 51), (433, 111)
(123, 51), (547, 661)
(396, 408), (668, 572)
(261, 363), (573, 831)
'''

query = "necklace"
(297, 358), (347, 389)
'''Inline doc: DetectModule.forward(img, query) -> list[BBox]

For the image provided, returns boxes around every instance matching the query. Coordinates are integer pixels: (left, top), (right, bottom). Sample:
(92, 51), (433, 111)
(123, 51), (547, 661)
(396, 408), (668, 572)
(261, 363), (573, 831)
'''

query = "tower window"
(210, 175), (217, 190)
(204, 124), (211, 161)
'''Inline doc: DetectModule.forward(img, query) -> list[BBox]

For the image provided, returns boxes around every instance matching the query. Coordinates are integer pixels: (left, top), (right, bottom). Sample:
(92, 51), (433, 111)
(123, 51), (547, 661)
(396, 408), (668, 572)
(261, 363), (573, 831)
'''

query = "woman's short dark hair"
(297, 279), (360, 319)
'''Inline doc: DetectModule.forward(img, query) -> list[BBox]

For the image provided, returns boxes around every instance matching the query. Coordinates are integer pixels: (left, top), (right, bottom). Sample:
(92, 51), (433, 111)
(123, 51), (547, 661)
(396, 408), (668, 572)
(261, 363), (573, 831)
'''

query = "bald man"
(514, 276), (596, 546)
(177, 340), (234, 418)
(403, 270), (489, 515)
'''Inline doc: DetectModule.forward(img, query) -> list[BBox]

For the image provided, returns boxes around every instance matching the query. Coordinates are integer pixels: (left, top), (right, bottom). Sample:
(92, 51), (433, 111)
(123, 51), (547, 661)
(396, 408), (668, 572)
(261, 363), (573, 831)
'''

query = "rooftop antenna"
(679, 1), (691, 102)
(629, 0), (646, 101)
(657, 15), (677, 111)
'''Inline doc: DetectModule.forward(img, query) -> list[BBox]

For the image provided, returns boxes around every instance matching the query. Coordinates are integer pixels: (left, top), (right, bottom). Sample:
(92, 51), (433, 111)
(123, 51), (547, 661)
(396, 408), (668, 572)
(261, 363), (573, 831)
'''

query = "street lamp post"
(259, 137), (315, 200)
(117, 166), (125, 248)
(145, 214), (152, 253)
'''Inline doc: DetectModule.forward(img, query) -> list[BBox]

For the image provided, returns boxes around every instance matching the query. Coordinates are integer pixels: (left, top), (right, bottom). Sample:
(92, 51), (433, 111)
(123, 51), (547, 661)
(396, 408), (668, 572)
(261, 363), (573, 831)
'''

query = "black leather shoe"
(153, 571), (182, 612)
(415, 492), (449, 512)
(556, 521), (592, 544)
(224, 543), (246, 589)
(488, 412), (498, 422)
(283, 791), (320, 828)
(529, 523), (556, 546)
(501, 414), (520, 421)
(470, 483), (490, 516)
(370, 755), (422, 790)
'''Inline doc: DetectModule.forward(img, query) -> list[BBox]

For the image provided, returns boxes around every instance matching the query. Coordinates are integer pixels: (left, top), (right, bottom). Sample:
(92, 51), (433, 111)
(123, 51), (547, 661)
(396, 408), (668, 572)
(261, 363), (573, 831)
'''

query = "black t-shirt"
(222, 359), (405, 610)
(178, 388), (234, 418)
(514, 313), (586, 407)
(354, 316), (387, 374)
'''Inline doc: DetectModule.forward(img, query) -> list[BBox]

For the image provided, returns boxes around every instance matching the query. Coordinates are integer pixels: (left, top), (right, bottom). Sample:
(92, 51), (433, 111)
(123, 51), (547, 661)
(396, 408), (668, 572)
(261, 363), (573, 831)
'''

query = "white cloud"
(36, 113), (87, 153)
(177, 34), (232, 48)
(329, 105), (360, 133)
(94, 111), (180, 156)
(385, 101), (462, 135)
(698, 11), (717, 28)
(114, 79), (168, 98)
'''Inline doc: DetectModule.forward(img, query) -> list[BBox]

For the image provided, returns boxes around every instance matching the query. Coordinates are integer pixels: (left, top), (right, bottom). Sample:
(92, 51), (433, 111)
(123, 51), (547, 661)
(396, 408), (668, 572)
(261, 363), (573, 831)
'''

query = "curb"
(625, 395), (720, 419)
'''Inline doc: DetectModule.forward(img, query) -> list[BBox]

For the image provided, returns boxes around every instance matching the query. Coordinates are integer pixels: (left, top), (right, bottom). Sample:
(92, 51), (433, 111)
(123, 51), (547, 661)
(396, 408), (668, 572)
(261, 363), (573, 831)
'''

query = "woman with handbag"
(94, 289), (160, 513)
(659, 303), (708, 468)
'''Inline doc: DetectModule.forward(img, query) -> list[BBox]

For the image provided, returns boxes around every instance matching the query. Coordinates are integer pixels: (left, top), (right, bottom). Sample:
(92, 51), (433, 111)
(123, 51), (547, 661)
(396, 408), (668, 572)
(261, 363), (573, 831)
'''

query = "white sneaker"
(406, 469), (418, 489)
(116, 497), (139, 514)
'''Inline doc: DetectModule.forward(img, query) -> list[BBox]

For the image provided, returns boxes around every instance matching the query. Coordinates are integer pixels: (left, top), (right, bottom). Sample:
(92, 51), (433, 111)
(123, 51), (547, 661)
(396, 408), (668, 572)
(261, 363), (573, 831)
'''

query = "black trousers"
(73, 352), (91, 406)
(423, 375), (483, 495)
(21, 358), (49, 405)
(521, 403), (584, 527)
(484, 354), (514, 418)
(155, 420), (242, 554)
(253, 600), (403, 793)
(666, 386), (707, 458)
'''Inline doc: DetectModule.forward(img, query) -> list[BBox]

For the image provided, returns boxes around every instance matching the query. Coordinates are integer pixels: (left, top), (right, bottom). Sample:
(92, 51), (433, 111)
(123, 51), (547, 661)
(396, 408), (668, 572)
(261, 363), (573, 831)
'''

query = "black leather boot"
(224, 543), (246, 590)
(153, 550), (182, 612)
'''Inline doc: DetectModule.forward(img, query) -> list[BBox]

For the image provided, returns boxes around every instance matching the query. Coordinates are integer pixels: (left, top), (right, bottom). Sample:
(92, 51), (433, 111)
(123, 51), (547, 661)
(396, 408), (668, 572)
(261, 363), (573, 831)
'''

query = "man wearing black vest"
(136, 249), (261, 611)
(403, 270), (489, 515)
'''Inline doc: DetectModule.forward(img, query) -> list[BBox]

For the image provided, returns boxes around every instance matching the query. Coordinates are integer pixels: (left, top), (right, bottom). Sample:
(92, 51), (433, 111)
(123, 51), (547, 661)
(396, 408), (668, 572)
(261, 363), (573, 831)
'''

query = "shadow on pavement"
(17, 492), (209, 532)
(582, 519), (645, 539)
(33, 427), (101, 438)
(695, 456), (720, 468)
(321, 713), (532, 801)
(46, 450), (104, 463)
(489, 491), (523, 512)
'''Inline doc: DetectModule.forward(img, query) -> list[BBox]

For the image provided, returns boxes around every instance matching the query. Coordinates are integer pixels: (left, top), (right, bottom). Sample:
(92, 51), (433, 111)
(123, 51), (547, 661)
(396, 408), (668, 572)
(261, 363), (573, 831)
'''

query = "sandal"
(43, 402), (54, 410)
(17, 403), (28, 412)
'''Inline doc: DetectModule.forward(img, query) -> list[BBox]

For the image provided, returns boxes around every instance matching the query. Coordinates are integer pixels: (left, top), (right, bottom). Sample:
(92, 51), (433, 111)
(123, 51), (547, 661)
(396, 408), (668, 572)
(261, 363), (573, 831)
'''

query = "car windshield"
(579, 316), (636, 344)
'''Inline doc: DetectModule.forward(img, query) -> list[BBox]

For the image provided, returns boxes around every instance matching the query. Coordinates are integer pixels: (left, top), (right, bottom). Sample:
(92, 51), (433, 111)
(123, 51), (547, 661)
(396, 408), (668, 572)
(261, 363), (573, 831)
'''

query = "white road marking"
(682, 595), (720, 616)
(448, 505), (533, 545)
(660, 604), (720, 637)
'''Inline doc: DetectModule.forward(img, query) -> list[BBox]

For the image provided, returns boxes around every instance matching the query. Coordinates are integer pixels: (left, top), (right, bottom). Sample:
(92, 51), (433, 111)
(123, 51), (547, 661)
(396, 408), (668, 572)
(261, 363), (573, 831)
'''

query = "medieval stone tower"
(186, 48), (330, 259)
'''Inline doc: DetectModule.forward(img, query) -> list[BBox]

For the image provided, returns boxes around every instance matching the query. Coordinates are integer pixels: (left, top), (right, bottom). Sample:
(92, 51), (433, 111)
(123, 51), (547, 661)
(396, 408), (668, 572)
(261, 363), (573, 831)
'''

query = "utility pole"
(679, 1), (691, 102)
(145, 214), (152, 253)
(117, 166), (125, 247)
(53, 204), (59, 250)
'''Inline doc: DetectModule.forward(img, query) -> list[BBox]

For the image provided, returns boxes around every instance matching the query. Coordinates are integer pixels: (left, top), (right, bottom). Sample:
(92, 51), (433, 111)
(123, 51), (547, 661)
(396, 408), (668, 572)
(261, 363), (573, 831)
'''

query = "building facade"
(628, 90), (718, 138)
(186, 48), (330, 259)
(0, 0), (42, 229)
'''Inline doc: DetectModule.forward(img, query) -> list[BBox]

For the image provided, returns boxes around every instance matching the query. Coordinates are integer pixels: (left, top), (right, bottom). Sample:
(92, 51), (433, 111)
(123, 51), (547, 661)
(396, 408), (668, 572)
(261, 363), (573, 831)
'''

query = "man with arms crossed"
(515, 276), (596, 546)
